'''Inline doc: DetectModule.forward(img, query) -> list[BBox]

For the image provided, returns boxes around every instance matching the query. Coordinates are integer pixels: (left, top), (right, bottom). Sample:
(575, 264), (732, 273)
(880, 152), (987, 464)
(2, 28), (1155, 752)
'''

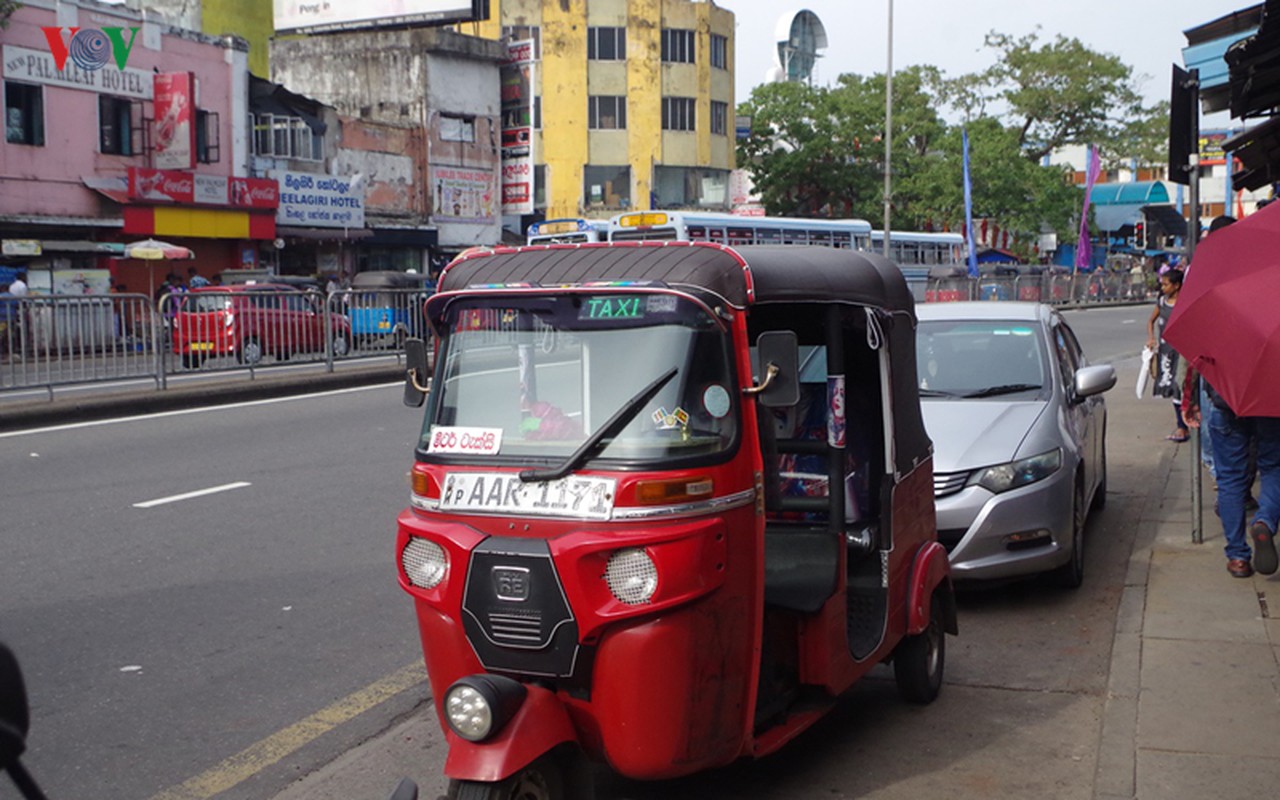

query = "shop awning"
(1089, 181), (1172, 232)
(276, 226), (374, 241)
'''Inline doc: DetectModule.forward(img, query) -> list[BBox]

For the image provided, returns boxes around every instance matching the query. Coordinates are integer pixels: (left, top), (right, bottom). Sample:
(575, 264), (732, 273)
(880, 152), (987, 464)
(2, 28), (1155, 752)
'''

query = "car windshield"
(423, 293), (737, 463)
(915, 319), (1047, 398)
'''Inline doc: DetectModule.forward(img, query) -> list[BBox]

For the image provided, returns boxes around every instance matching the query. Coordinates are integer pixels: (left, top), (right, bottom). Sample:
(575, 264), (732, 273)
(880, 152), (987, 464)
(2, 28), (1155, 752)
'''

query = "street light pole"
(883, 0), (893, 258)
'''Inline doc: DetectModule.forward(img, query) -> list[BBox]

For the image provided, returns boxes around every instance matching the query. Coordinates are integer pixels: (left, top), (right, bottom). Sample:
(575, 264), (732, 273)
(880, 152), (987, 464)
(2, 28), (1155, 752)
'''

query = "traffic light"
(1134, 221), (1146, 249)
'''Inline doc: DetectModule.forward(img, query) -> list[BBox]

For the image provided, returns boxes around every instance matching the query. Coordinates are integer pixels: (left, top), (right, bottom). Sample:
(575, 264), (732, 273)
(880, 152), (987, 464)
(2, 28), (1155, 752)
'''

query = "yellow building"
(125, 0), (273, 77)
(466, 0), (735, 220)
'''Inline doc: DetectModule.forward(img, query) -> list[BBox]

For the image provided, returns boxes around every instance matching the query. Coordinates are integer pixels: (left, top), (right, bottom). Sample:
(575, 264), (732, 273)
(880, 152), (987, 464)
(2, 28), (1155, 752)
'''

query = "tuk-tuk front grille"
(933, 471), (971, 498)
(461, 537), (580, 678)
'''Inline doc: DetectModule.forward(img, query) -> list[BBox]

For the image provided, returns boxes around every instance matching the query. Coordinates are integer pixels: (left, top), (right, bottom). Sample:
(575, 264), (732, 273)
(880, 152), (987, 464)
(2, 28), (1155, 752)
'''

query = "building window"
(252, 114), (322, 161)
(583, 165), (630, 210)
(662, 97), (696, 132)
(99, 95), (140, 156)
(534, 96), (541, 130)
(534, 164), (547, 209)
(588, 27), (626, 60)
(654, 166), (729, 208)
(588, 96), (627, 130)
(710, 101), (728, 135)
(440, 114), (475, 143)
(502, 25), (541, 59)
(196, 110), (221, 163)
(4, 82), (44, 146)
(661, 29), (695, 63)
(710, 34), (728, 69)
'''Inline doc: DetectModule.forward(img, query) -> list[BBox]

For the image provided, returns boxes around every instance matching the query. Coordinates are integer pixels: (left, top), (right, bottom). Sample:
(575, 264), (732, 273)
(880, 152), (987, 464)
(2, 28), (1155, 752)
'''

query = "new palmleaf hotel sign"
(4, 27), (152, 99)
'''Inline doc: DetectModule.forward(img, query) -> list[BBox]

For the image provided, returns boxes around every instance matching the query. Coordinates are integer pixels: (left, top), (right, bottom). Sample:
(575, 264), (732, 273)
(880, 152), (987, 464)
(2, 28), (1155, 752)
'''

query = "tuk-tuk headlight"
(401, 538), (447, 589)
(444, 675), (527, 742)
(605, 548), (658, 605)
(969, 449), (1063, 494)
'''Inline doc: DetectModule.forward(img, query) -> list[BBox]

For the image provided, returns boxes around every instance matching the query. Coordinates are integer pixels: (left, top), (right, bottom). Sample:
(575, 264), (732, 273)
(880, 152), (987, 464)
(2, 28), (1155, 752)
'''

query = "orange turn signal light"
(634, 477), (713, 505)
(411, 469), (438, 499)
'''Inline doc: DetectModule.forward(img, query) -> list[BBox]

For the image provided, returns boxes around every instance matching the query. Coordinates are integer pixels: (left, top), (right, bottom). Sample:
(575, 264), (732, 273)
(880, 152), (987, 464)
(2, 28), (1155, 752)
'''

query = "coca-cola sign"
(129, 168), (194, 203)
(126, 168), (278, 209)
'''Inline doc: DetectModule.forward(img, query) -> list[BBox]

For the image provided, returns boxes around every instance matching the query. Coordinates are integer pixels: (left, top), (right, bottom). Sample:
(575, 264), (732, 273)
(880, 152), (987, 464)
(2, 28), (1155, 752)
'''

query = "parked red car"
(171, 284), (351, 368)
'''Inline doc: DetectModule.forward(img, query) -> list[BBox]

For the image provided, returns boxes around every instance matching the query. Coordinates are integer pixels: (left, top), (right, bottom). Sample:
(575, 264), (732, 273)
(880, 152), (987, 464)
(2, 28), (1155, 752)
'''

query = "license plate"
(377, 321), (391, 330)
(189, 342), (214, 352)
(440, 472), (616, 520)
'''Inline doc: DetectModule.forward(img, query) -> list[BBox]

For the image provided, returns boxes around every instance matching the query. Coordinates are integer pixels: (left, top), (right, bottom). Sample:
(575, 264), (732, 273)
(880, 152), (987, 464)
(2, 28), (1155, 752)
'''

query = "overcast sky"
(722, 0), (1253, 113)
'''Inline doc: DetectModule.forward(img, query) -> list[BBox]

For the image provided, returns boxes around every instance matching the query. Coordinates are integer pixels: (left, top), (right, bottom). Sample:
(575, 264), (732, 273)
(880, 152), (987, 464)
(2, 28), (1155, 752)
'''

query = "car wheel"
(1054, 479), (1087, 589)
(447, 754), (565, 800)
(893, 592), (946, 704)
(181, 353), (206, 369)
(332, 332), (351, 358)
(239, 337), (263, 365)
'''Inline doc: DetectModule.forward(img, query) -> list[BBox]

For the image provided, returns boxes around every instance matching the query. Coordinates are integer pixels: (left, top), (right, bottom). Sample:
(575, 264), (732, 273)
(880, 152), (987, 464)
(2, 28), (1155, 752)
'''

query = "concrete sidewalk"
(1097, 437), (1280, 799)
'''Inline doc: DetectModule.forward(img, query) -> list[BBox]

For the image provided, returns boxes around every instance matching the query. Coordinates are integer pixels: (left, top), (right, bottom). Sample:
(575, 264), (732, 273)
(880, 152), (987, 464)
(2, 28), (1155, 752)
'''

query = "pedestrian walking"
(1147, 268), (1188, 441)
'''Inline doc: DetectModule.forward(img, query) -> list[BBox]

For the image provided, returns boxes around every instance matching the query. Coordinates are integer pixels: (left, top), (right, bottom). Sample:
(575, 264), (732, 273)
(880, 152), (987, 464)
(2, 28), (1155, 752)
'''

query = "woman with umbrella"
(1170, 207), (1280, 579)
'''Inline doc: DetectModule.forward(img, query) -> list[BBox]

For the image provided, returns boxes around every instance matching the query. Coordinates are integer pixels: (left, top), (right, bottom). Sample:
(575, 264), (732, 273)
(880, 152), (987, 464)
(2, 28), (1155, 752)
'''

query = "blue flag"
(962, 129), (979, 278)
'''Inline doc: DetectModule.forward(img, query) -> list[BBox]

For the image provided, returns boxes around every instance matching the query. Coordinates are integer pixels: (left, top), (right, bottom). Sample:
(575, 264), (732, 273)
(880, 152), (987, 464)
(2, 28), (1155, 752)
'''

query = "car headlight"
(605, 548), (658, 605)
(969, 448), (1062, 494)
(401, 537), (447, 589)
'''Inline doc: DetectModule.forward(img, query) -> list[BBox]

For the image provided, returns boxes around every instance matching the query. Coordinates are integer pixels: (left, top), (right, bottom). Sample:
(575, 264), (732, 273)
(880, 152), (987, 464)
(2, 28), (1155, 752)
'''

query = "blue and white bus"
(869, 230), (966, 266)
(607, 211), (873, 251)
(526, 218), (610, 245)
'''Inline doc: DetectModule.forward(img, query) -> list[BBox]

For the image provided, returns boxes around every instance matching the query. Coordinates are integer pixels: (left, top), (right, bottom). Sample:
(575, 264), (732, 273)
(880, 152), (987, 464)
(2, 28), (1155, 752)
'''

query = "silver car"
(915, 302), (1116, 586)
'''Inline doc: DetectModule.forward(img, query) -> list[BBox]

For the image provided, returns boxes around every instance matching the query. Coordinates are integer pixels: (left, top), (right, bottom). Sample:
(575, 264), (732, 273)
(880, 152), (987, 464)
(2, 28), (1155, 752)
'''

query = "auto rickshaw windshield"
(422, 292), (738, 463)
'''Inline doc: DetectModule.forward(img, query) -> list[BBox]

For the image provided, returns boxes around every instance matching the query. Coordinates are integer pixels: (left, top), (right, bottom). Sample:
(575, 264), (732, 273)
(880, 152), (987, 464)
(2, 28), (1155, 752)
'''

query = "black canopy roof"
(434, 242), (913, 312)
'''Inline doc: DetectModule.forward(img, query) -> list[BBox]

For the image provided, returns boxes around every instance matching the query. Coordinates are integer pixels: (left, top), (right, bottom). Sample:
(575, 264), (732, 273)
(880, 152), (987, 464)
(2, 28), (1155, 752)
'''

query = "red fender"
(443, 684), (578, 782)
(906, 541), (954, 635)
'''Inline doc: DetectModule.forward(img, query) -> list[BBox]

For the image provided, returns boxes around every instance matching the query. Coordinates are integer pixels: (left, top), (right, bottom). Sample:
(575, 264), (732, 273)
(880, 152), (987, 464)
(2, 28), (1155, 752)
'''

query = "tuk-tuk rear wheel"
(447, 755), (565, 800)
(893, 592), (945, 704)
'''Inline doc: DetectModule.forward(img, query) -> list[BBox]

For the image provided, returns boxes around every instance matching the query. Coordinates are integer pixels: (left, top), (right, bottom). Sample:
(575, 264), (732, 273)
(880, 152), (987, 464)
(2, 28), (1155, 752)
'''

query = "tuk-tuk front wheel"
(894, 592), (945, 704)
(447, 754), (566, 800)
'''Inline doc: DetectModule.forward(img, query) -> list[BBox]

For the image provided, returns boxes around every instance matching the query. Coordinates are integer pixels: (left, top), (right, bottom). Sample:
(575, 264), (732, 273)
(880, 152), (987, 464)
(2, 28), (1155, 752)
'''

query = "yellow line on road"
(148, 661), (426, 800)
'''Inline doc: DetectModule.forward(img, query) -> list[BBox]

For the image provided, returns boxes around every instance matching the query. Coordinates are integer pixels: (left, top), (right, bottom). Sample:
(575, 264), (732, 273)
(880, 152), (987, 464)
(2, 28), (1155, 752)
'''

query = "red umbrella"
(1163, 201), (1280, 417)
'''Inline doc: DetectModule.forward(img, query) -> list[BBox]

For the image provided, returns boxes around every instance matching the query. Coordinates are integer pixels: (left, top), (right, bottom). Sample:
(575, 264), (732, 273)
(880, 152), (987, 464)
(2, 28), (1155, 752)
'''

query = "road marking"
(0, 383), (400, 439)
(133, 482), (252, 508)
(147, 661), (426, 800)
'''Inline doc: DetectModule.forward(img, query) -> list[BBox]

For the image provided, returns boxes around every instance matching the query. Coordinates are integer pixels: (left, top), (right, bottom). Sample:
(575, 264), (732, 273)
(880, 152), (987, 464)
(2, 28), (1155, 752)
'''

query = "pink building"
(1, 0), (257, 292)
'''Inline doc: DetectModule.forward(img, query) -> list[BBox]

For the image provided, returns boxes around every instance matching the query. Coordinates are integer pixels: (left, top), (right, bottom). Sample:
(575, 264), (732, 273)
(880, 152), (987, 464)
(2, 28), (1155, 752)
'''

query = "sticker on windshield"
(703, 385), (731, 418)
(651, 407), (689, 430)
(428, 426), (503, 456)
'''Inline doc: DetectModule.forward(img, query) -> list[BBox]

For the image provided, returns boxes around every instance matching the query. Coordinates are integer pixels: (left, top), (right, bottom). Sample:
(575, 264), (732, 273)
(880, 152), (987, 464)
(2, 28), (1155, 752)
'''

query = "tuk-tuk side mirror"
(403, 338), (431, 408)
(748, 331), (800, 408)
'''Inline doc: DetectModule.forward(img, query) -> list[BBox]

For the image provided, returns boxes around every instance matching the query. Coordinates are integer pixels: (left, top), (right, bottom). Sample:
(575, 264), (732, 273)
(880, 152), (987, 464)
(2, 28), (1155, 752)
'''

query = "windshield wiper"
(918, 388), (959, 397)
(519, 367), (679, 483)
(961, 383), (1042, 398)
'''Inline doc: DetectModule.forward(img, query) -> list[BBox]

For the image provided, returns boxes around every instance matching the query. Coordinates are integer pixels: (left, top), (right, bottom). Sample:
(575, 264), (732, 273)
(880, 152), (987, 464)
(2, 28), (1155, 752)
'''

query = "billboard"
(154, 72), (195, 170)
(274, 1), (489, 35)
(500, 39), (535, 216)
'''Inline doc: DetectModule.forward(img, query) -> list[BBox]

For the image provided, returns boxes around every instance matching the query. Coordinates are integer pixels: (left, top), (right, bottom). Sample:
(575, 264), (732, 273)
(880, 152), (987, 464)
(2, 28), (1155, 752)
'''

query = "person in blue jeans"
(1184, 371), (1280, 578)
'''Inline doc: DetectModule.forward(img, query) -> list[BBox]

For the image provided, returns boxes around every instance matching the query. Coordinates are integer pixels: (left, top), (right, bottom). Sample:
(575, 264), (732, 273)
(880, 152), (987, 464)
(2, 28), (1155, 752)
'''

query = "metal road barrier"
(1, 274), (1146, 399)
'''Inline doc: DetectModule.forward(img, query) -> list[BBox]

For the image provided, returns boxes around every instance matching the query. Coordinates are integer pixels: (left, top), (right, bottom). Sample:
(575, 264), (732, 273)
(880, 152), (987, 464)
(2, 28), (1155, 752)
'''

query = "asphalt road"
(1, 304), (1158, 800)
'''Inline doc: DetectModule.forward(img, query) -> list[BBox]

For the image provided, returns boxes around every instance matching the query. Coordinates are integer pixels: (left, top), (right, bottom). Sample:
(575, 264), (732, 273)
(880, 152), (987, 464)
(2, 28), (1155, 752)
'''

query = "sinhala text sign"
(500, 40), (535, 216)
(273, 0), (488, 35)
(274, 171), (365, 228)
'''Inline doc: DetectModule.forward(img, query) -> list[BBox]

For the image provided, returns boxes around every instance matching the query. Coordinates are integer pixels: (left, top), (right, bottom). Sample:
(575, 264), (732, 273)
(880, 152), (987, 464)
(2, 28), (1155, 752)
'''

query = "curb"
(0, 363), (405, 432)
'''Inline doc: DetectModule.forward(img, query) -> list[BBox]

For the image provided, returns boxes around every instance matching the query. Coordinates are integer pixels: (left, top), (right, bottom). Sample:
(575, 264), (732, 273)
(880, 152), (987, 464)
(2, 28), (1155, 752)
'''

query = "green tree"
(948, 30), (1149, 162)
(1, 1), (21, 29)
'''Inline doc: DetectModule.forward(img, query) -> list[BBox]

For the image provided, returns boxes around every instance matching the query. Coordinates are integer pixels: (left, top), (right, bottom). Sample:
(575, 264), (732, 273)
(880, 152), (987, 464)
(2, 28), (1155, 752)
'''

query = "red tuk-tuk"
(396, 242), (956, 798)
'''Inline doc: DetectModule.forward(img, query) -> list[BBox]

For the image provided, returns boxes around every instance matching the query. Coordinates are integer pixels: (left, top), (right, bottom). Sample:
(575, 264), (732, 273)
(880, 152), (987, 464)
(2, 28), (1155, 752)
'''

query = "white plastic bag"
(1136, 346), (1154, 399)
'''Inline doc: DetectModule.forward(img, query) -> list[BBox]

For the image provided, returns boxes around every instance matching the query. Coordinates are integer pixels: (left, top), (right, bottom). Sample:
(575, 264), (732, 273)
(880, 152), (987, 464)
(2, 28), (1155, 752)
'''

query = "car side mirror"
(748, 331), (800, 407)
(1074, 364), (1117, 400)
(403, 337), (431, 408)
(0, 641), (31, 767)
